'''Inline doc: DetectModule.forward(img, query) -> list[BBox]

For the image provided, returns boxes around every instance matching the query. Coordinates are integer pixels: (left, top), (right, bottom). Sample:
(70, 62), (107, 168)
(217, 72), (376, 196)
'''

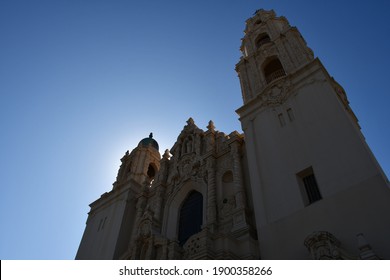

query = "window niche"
(147, 163), (156, 180)
(263, 57), (286, 84)
(297, 167), (322, 206)
(255, 33), (271, 48)
(255, 19), (262, 25)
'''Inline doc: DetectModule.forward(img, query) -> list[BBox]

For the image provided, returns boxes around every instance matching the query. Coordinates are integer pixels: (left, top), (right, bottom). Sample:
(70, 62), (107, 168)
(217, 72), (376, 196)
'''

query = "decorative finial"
(163, 149), (170, 159)
(207, 120), (215, 131)
(186, 117), (194, 126)
(149, 132), (153, 138)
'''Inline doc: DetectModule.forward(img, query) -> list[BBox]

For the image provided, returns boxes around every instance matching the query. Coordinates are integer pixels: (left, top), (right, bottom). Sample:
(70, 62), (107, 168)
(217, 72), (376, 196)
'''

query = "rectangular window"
(297, 167), (322, 206)
(302, 174), (322, 204)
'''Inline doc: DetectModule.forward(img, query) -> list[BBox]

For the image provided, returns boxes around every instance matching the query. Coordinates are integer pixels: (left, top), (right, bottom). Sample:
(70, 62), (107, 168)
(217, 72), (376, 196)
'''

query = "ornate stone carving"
(218, 156), (232, 171)
(220, 196), (236, 217)
(230, 142), (246, 209)
(304, 231), (342, 260)
(259, 43), (277, 59)
(163, 149), (170, 159)
(206, 157), (217, 227)
(195, 134), (202, 155)
(139, 220), (151, 238)
(129, 119), (258, 259)
(155, 152), (169, 184)
(207, 120), (215, 132)
(115, 151), (130, 184)
(205, 134), (215, 153)
(261, 78), (292, 106)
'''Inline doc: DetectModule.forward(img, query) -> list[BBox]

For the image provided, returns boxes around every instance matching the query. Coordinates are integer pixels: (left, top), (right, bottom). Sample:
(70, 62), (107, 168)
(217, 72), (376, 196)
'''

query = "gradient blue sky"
(0, 0), (389, 259)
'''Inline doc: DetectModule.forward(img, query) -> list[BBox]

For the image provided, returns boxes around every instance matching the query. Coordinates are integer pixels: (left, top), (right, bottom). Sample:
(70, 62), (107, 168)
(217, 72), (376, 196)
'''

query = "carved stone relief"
(260, 78), (292, 106)
(139, 220), (151, 238)
(220, 196), (236, 218)
(304, 231), (342, 260)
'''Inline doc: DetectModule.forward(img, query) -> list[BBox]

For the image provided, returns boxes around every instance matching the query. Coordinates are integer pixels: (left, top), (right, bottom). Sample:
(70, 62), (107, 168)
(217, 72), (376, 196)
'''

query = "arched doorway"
(178, 191), (203, 246)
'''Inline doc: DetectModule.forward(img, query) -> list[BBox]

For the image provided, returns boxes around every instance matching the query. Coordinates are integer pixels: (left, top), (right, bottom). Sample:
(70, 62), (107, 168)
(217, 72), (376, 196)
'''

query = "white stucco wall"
(239, 61), (390, 258)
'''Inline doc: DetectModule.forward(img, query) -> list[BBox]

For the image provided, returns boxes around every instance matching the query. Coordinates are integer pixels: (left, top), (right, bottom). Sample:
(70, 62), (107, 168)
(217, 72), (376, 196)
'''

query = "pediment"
(170, 118), (206, 160)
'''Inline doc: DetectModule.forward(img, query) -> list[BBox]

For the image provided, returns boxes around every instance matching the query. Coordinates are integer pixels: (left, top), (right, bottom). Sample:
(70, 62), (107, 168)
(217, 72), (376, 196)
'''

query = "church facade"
(76, 9), (390, 260)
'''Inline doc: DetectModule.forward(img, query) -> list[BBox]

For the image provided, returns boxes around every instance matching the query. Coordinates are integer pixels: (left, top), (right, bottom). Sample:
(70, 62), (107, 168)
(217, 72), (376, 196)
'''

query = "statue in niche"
(195, 134), (202, 155)
(163, 149), (170, 159)
(181, 140), (186, 155)
(173, 145), (180, 160)
(186, 137), (193, 153)
(140, 220), (151, 238)
(207, 120), (215, 131)
(205, 134), (214, 152)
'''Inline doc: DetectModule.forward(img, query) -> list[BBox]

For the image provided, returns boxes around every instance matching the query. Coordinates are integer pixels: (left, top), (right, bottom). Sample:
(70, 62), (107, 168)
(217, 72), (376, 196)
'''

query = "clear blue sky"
(0, 0), (389, 259)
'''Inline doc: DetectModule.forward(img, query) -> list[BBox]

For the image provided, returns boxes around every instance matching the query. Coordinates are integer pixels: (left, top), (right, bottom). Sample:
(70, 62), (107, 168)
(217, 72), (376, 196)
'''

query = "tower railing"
(265, 69), (286, 84)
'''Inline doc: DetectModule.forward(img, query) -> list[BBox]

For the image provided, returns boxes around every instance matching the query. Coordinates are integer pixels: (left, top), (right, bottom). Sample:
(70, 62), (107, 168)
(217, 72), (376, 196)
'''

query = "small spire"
(207, 120), (215, 131)
(186, 117), (194, 126)
(149, 132), (153, 138)
(163, 149), (170, 159)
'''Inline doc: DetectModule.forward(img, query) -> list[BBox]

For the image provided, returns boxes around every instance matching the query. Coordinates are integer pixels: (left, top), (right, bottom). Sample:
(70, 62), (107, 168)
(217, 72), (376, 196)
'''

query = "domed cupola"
(139, 133), (159, 151)
(115, 133), (161, 187)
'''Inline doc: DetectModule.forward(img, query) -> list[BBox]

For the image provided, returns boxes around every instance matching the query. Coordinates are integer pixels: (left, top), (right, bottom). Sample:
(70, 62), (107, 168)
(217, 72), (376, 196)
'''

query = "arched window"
(178, 191), (203, 246)
(147, 163), (156, 179)
(255, 33), (271, 48)
(263, 57), (286, 84)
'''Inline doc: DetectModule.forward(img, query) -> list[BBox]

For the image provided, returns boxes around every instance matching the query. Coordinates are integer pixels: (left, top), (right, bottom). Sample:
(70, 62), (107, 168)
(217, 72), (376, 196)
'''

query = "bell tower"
(236, 9), (390, 259)
(76, 134), (161, 260)
(236, 9), (314, 104)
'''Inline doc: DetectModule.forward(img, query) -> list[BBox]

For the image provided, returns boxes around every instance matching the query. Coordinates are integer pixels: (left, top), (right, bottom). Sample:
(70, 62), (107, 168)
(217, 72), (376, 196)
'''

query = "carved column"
(206, 157), (217, 230)
(168, 241), (180, 260)
(205, 121), (215, 152)
(195, 134), (202, 155)
(161, 239), (168, 260)
(129, 194), (147, 259)
(231, 142), (246, 209)
(153, 188), (164, 221)
(114, 151), (130, 186)
(154, 150), (170, 221)
(145, 237), (154, 259)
